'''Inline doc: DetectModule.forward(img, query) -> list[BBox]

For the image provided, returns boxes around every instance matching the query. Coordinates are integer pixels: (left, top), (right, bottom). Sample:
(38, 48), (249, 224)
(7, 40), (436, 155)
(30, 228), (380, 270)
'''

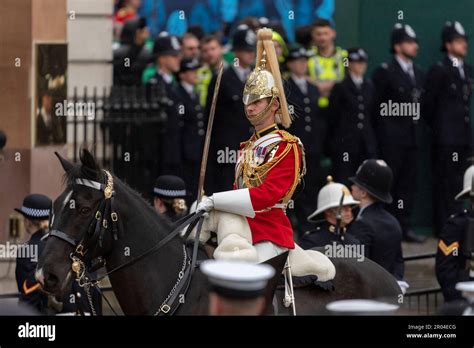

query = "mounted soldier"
(195, 28), (335, 286)
(196, 27), (303, 260)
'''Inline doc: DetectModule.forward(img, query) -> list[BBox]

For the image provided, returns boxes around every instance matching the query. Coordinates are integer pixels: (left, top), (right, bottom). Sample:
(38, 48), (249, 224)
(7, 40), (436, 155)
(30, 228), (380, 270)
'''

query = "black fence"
(402, 252), (442, 315)
(67, 85), (169, 198)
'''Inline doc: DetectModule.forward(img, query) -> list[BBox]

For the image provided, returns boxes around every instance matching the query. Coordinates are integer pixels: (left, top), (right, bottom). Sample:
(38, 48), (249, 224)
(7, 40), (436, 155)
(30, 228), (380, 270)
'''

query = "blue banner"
(138, 0), (335, 42)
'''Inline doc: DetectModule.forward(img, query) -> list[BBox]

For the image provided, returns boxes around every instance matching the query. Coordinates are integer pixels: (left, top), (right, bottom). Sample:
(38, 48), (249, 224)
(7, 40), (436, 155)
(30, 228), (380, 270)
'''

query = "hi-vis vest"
(308, 46), (348, 108)
(196, 65), (213, 107)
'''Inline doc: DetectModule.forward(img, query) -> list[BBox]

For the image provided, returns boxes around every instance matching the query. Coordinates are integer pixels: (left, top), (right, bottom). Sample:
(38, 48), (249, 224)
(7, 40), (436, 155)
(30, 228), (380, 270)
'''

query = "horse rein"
(44, 169), (205, 316)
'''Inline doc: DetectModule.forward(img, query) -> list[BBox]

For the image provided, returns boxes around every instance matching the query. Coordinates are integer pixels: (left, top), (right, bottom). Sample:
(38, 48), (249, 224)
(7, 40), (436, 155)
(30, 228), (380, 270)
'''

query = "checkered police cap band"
(153, 188), (186, 197)
(20, 206), (50, 218)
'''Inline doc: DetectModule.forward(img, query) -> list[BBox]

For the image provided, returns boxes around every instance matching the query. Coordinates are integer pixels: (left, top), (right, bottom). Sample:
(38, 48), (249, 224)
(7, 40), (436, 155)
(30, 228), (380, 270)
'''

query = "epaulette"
(278, 129), (299, 144)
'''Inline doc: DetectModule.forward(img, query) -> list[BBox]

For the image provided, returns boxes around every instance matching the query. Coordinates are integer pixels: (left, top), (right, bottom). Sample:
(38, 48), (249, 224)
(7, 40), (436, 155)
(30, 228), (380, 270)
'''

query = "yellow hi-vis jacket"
(308, 46), (348, 108)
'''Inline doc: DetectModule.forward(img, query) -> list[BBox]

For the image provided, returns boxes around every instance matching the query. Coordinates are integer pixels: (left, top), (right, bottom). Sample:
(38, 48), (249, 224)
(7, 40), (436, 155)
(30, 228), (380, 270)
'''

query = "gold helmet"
(243, 28), (292, 128)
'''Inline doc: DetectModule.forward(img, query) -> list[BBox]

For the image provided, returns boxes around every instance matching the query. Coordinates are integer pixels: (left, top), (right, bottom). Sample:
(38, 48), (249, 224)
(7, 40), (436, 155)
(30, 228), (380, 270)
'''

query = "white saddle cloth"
(188, 210), (336, 282)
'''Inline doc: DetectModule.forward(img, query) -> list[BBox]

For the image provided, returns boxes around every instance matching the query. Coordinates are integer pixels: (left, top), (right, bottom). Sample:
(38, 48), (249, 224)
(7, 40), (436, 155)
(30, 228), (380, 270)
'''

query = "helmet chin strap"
(245, 95), (277, 126)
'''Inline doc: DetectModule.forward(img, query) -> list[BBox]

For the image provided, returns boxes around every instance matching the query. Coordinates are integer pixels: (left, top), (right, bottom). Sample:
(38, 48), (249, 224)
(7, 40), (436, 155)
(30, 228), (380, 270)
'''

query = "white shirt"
(291, 74), (308, 95)
(181, 81), (194, 96)
(349, 72), (363, 88)
(233, 66), (251, 82)
(159, 70), (173, 84)
(395, 55), (415, 81)
(448, 54), (465, 79)
(356, 202), (374, 220)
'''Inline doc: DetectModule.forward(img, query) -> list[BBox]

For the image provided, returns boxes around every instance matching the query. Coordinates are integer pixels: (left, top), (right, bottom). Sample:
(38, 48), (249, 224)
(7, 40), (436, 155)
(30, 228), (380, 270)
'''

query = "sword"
(334, 190), (345, 240)
(196, 62), (224, 204)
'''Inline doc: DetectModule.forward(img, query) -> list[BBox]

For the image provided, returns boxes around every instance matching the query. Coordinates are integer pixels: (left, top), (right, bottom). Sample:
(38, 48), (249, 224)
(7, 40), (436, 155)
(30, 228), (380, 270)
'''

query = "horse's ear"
(79, 148), (99, 172)
(55, 152), (74, 173)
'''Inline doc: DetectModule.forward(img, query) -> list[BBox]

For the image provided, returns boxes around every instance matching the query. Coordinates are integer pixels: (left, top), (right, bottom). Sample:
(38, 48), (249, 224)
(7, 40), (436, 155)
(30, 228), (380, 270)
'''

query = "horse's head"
(37, 149), (117, 295)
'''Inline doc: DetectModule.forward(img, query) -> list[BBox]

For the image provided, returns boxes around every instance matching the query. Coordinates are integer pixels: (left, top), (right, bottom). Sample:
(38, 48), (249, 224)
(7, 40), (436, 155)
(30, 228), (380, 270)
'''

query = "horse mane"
(64, 148), (173, 232)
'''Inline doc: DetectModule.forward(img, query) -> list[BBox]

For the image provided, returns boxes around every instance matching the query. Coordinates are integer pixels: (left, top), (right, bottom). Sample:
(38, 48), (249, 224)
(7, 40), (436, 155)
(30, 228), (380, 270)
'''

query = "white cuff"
(397, 280), (409, 295)
(213, 189), (255, 218)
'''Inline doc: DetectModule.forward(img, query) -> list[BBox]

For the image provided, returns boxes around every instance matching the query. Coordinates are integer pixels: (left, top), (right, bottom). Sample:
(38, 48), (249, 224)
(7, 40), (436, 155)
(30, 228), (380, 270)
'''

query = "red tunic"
(235, 131), (302, 249)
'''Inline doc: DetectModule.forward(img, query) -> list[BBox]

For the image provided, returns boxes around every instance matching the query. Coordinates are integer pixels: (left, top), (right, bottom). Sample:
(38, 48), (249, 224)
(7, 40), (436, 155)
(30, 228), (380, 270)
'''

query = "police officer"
(347, 160), (406, 284)
(200, 260), (275, 315)
(300, 176), (360, 249)
(15, 194), (102, 315)
(285, 45), (325, 237)
(328, 47), (377, 186)
(372, 23), (425, 243)
(206, 25), (256, 194)
(146, 32), (183, 176)
(424, 21), (473, 237)
(307, 18), (347, 109)
(14, 194), (50, 313)
(176, 57), (206, 201)
(153, 175), (188, 222)
(436, 165), (474, 302)
(197, 35), (225, 107)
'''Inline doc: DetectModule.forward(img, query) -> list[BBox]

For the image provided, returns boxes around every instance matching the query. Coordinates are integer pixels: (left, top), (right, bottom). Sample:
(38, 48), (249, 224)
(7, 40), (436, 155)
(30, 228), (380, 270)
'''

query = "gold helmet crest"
(242, 28), (292, 128)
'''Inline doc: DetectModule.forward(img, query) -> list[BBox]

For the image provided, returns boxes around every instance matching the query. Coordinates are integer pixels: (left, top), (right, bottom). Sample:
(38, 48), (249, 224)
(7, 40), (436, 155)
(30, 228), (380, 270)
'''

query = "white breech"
(187, 210), (336, 281)
(254, 241), (289, 263)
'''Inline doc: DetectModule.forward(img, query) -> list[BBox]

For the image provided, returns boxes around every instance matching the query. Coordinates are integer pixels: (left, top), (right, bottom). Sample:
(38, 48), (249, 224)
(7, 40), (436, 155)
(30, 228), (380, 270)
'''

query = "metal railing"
(66, 85), (168, 196)
(402, 252), (442, 315)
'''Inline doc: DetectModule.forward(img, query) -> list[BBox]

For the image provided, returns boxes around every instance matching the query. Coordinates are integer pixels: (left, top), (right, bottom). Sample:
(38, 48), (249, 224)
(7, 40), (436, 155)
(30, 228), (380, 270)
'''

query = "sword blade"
(196, 62), (225, 204)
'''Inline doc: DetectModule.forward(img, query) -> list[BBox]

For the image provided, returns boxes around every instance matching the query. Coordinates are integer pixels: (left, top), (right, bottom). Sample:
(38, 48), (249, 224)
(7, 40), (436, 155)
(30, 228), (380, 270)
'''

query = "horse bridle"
(44, 169), (205, 316)
(46, 170), (118, 279)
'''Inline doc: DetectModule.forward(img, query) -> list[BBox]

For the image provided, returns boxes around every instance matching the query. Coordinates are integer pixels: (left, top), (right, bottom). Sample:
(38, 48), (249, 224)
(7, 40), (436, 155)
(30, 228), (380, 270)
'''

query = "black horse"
(37, 149), (401, 315)
(37, 150), (210, 315)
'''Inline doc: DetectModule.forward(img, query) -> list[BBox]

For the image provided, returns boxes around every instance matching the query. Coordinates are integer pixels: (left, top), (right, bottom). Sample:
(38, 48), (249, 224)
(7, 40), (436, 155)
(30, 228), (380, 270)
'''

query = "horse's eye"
(80, 207), (91, 215)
